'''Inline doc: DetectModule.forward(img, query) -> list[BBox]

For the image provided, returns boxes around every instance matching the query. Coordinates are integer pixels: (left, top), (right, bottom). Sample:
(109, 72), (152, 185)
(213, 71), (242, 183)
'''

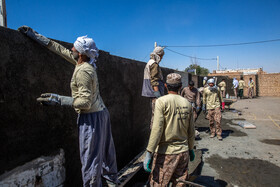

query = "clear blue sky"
(6, 0), (280, 73)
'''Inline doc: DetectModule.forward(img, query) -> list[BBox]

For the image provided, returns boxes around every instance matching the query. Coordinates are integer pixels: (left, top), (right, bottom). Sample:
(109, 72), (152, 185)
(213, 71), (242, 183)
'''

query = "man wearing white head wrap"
(74, 35), (99, 68)
(142, 46), (165, 129)
(18, 26), (118, 187)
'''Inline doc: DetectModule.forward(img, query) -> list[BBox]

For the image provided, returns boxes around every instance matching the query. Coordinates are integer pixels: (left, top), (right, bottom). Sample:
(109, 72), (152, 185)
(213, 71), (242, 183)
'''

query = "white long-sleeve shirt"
(233, 79), (239, 89)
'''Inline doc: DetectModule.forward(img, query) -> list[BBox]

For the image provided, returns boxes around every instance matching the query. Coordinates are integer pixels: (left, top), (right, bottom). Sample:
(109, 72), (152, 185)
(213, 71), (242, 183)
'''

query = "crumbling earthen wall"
(0, 26), (188, 186)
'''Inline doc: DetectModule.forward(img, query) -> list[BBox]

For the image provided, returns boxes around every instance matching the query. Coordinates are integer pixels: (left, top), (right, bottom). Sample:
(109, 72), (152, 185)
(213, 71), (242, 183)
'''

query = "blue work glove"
(37, 93), (74, 106)
(189, 150), (195, 162)
(202, 104), (206, 112)
(143, 151), (152, 172)
(196, 106), (200, 111)
(18, 26), (50, 46)
(153, 91), (161, 98)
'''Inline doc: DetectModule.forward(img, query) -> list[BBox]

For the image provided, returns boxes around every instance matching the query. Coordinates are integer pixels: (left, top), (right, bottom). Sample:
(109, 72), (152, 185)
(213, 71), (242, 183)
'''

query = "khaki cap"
(166, 73), (182, 84)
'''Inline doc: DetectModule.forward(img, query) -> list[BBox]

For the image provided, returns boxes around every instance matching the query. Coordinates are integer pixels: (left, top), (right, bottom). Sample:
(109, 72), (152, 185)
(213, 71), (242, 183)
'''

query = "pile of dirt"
(206, 154), (280, 187)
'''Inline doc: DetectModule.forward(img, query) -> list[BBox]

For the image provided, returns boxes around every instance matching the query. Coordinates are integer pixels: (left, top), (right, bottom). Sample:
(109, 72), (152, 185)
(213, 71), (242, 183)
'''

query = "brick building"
(208, 68), (280, 97)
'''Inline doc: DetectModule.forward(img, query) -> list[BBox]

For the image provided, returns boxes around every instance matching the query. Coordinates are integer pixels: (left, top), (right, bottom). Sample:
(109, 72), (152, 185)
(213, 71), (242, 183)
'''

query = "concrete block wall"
(0, 26), (188, 186)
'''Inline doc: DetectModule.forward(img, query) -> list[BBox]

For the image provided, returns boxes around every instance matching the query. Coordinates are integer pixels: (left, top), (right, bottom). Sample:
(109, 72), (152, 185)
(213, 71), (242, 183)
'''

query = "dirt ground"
(194, 97), (280, 187)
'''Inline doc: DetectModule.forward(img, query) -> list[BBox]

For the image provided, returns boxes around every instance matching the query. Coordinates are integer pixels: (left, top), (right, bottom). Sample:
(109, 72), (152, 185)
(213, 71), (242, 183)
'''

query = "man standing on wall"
(218, 79), (226, 98)
(238, 77), (245, 99)
(142, 46), (165, 129)
(143, 73), (195, 186)
(248, 77), (255, 99)
(233, 78), (239, 99)
(181, 80), (201, 121)
(202, 78), (225, 140)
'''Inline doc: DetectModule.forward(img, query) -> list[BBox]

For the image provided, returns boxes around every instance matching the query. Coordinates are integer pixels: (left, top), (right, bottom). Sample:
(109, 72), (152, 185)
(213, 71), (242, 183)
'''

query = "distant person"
(202, 78), (225, 140)
(248, 77), (255, 99)
(181, 80), (201, 121)
(233, 78), (239, 99)
(203, 77), (208, 87)
(238, 77), (245, 99)
(142, 47), (165, 129)
(18, 26), (118, 186)
(143, 73), (195, 186)
(218, 79), (226, 98)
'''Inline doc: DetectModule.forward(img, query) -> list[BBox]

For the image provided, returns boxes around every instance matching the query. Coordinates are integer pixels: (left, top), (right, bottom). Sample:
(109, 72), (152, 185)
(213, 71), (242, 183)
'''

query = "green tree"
(184, 64), (209, 76)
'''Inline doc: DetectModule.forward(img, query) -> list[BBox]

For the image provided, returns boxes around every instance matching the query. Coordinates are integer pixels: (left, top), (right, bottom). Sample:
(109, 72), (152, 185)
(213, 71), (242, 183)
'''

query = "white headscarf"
(74, 36), (99, 68)
(150, 47), (164, 63)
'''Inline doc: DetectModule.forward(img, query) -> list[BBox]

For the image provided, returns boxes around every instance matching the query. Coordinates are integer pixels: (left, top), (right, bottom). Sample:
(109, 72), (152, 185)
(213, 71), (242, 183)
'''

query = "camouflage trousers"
(149, 152), (189, 187)
(150, 98), (157, 129)
(248, 88), (254, 99)
(207, 108), (222, 136)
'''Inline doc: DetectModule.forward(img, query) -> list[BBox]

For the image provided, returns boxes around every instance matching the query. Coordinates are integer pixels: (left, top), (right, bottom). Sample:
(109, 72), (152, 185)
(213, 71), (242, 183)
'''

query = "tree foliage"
(184, 64), (209, 76)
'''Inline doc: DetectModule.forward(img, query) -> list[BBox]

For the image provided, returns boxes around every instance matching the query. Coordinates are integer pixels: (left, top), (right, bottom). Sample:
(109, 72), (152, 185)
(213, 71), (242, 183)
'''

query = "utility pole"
(154, 42), (157, 48)
(0, 0), (7, 27)
(217, 56), (219, 71)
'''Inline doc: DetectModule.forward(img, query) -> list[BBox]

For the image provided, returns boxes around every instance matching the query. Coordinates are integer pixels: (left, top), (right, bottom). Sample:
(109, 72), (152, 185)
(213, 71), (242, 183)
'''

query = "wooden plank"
(238, 121), (256, 129)
(177, 179), (206, 187)
(117, 151), (146, 187)
(117, 149), (202, 186)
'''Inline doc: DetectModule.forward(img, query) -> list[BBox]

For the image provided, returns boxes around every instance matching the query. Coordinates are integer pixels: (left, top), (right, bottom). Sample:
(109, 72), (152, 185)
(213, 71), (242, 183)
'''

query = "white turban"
(150, 46), (164, 63)
(74, 36), (99, 67)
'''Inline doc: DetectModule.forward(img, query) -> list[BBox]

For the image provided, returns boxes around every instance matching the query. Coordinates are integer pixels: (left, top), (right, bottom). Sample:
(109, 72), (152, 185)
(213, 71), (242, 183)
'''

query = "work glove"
(196, 106), (200, 111)
(153, 91), (161, 98)
(143, 151), (152, 172)
(202, 104), (206, 112)
(189, 149), (195, 162)
(18, 26), (50, 46)
(37, 93), (74, 106)
(222, 102), (225, 110)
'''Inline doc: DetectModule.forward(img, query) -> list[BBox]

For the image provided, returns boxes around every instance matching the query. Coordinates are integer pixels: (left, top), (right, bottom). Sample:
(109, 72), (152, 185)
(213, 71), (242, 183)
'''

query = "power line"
(162, 38), (280, 48)
(164, 47), (217, 61)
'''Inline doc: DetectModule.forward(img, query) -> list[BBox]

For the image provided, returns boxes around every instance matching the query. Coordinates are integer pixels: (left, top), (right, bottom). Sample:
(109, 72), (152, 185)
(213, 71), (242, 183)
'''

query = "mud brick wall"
(207, 75), (258, 97)
(243, 75), (258, 97)
(258, 73), (280, 96)
(0, 26), (188, 186)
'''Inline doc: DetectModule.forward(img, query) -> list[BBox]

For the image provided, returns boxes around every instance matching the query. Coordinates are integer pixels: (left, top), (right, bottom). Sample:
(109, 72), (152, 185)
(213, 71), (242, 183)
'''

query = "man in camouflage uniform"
(142, 47), (165, 129)
(202, 78), (225, 140)
(143, 73), (195, 187)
